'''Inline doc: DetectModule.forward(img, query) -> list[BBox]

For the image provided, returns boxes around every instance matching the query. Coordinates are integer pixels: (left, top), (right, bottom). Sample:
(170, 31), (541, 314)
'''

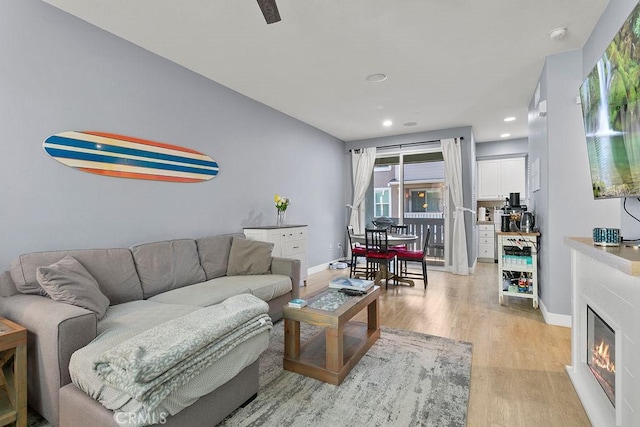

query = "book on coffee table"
(329, 277), (374, 292)
(288, 298), (307, 308)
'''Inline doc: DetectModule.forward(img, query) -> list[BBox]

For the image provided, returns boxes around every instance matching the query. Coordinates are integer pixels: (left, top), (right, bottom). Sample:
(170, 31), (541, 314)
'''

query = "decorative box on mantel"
(565, 237), (640, 427)
(244, 225), (308, 287)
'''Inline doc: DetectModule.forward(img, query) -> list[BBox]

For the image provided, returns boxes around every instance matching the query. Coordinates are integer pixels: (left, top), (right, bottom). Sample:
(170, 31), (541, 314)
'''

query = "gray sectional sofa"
(0, 233), (300, 426)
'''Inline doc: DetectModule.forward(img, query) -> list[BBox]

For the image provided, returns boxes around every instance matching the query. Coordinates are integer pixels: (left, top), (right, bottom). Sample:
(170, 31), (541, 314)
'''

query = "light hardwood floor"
(300, 263), (590, 426)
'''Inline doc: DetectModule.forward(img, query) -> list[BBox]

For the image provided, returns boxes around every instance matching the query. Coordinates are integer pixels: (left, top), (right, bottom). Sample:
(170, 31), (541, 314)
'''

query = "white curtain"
(441, 138), (469, 275)
(348, 148), (377, 234)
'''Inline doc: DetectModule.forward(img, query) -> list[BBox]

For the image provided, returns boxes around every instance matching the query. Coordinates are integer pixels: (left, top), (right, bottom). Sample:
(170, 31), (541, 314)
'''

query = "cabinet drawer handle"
(292, 246), (299, 249)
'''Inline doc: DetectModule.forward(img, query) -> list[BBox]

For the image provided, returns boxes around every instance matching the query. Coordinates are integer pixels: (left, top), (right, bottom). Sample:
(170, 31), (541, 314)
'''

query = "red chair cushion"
(366, 250), (397, 260)
(396, 250), (423, 261)
(352, 247), (366, 255)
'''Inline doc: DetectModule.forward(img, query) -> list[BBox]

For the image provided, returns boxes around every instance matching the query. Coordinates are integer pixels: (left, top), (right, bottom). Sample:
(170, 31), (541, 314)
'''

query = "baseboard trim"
(470, 258), (477, 273)
(308, 260), (346, 276)
(539, 298), (572, 328)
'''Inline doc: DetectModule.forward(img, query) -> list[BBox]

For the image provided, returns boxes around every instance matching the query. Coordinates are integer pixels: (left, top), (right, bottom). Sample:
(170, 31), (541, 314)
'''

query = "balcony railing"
(390, 216), (445, 266)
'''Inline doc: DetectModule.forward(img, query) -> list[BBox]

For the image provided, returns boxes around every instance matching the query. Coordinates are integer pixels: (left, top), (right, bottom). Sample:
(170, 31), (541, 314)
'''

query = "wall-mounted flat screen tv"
(580, 2), (640, 199)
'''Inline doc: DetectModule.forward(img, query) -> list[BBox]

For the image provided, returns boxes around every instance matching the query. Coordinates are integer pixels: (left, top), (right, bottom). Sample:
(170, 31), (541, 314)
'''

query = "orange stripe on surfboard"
(79, 168), (204, 183)
(83, 132), (204, 155)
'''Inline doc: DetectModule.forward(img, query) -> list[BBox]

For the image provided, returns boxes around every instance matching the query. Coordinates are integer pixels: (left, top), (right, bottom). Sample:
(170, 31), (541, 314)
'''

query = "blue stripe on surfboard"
(44, 147), (218, 177)
(45, 135), (218, 169)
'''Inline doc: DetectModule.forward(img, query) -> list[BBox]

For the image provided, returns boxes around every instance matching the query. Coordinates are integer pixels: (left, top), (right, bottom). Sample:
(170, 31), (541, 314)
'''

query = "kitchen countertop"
(477, 221), (495, 225)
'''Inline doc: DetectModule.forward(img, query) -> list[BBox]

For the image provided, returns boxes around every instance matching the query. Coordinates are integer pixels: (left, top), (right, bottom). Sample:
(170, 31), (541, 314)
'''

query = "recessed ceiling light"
(403, 122), (418, 127)
(383, 120), (393, 127)
(504, 116), (516, 122)
(549, 27), (567, 40)
(366, 73), (388, 82)
(500, 133), (511, 138)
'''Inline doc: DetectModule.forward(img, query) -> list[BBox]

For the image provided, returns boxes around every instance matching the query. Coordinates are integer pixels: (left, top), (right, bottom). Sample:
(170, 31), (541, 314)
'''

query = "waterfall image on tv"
(580, 2), (640, 199)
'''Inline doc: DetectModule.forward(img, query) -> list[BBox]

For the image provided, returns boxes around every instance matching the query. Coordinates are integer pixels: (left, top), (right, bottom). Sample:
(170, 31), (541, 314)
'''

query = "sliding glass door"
(370, 151), (447, 267)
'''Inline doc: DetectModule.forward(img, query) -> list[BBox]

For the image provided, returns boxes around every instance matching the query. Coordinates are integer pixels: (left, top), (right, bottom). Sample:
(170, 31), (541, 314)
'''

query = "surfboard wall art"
(43, 131), (219, 183)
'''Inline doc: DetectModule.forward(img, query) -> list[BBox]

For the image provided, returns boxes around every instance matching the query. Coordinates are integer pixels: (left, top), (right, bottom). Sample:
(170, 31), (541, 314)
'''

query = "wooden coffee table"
(283, 286), (380, 385)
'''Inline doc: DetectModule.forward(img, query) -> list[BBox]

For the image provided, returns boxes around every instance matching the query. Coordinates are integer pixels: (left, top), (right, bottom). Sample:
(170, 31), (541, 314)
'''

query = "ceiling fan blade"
(256, 0), (281, 24)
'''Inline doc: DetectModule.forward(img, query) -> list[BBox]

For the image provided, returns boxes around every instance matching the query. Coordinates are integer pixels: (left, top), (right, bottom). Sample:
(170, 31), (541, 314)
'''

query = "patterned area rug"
(221, 321), (473, 427)
(27, 408), (49, 427)
(28, 322), (472, 427)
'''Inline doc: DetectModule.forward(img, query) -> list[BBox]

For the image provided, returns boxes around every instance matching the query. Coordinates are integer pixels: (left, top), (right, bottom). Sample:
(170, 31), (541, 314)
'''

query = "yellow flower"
(274, 194), (281, 203)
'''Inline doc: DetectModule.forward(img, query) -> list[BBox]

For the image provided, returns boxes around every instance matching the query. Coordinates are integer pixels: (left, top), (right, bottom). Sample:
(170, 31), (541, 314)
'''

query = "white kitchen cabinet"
(477, 223), (495, 262)
(243, 225), (307, 286)
(477, 157), (526, 200)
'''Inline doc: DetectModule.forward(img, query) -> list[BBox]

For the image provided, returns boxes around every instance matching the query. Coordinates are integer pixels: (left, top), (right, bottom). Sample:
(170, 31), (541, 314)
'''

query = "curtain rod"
(349, 137), (463, 152)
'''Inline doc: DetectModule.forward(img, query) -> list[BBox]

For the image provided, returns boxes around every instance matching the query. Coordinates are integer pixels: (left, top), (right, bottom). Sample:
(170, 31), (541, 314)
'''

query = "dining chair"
(364, 228), (398, 288)
(388, 224), (408, 234)
(347, 226), (367, 278)
(395, 227), (430, 287)
(388, 224), (409, 250)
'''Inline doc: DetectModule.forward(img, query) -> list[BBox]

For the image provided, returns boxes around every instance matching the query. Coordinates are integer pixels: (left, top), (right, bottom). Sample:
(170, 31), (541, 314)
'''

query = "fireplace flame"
(592, 339), (615, 374)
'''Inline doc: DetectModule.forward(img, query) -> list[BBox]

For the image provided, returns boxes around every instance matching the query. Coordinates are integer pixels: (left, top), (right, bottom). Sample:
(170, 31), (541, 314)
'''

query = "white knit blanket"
(70, 296), (272, 427)
(95, 294), (272, 410)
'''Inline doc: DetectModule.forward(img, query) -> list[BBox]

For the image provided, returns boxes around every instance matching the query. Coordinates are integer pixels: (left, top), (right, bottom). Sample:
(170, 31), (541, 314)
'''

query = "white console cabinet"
(243, 225), (307, 286)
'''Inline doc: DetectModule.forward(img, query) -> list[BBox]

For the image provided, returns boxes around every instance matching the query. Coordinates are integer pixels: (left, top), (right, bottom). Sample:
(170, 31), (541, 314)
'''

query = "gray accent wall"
(345, 126), (477, 267)
(476, 138), (528, 159)
(0, 0), (346, 270)
(528, 0), (640, 321)
(584, 0), (640, 240)
(529, 49), (619, 318)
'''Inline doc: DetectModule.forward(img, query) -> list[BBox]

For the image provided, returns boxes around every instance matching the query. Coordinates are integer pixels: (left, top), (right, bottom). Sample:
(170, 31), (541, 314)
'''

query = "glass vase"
(276, 210), (286, 227)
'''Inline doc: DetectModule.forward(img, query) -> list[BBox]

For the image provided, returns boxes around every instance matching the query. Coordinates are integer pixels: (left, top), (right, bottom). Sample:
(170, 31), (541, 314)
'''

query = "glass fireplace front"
(587, 305), (616, 406)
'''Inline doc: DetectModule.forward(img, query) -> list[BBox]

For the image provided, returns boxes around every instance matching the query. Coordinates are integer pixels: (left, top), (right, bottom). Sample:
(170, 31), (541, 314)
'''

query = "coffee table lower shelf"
(283, 321), (380, 385)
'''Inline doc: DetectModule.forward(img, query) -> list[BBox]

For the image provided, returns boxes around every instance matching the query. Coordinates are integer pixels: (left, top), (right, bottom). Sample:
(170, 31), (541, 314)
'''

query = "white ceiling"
(42, 0), (610, 142)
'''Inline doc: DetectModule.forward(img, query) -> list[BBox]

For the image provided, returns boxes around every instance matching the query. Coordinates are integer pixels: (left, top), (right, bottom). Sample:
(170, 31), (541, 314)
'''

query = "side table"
(0, 318), (26, 427)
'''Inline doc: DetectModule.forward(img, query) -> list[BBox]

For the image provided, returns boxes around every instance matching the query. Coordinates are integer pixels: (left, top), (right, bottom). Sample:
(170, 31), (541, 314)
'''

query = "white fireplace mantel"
(565, 237), (640, 427)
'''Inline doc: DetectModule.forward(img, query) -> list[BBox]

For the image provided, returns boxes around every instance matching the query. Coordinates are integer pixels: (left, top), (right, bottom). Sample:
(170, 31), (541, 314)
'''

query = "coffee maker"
(500, 192), (527, 232)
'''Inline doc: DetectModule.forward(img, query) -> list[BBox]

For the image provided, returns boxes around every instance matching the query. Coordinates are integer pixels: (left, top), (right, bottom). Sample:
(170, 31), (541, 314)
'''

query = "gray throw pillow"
(196, 234), (242, 280)
(36, 255), (110, 319)
(227, 237), (274, 276)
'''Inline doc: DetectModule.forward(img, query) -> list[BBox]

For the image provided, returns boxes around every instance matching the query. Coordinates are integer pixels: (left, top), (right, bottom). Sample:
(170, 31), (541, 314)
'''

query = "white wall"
(0, 0), (347, 270)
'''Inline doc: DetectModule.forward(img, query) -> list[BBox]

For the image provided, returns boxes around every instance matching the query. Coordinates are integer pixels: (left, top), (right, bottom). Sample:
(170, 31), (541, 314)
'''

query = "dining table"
(350, 233), (418, 247)
(350, 233), (419, 286)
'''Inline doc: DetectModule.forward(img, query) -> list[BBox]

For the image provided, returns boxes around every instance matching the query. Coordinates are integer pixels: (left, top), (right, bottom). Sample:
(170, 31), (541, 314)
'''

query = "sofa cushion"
(0, 271), (18, 298)
(196, 233), (243, 280)
(10, 258), (47, 296)
(36, 255), (110, 319)
(148, 274), (291, 307)
(244, 275), (292, 302)
(227, 237), (274, 276)
(10, 248), (143, 305)
(132, 239), (206, 299)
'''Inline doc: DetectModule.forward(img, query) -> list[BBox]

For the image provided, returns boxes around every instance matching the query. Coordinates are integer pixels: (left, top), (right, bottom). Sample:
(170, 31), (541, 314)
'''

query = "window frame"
(373, 187), (391, 217)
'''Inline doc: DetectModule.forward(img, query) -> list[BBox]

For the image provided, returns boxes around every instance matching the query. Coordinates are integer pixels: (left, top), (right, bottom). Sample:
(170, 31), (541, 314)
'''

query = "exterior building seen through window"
(374, 188), (391, 217)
